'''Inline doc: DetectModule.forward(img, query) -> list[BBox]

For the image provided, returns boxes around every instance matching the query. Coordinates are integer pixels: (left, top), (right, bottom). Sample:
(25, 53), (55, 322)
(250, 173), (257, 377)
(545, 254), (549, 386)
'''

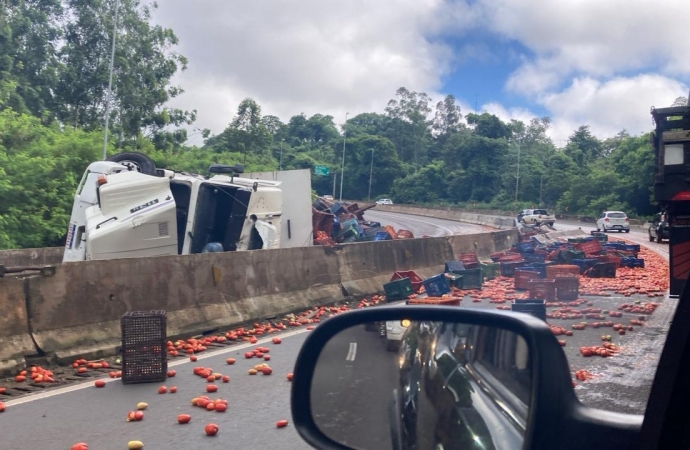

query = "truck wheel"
(649, 232), (654, 242)
(386, 340), (398, 352)
(106, 152), (157, 175)
(656, 233), (662, 243)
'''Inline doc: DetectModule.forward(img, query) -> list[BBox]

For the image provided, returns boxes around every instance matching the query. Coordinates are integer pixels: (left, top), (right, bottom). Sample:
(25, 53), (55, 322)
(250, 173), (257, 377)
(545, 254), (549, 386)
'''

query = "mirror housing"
(291, 306), (642, 450)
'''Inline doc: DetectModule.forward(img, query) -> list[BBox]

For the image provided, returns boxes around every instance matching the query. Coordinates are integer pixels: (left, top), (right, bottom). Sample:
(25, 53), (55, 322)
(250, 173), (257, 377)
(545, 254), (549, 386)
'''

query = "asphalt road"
(1, 330), (314, 450)
(364, 210), (486, 237)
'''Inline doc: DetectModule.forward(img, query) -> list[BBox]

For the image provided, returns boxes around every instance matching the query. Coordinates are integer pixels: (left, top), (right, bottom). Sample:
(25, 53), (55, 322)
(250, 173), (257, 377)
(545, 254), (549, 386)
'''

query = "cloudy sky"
(152, 0), (689, 145)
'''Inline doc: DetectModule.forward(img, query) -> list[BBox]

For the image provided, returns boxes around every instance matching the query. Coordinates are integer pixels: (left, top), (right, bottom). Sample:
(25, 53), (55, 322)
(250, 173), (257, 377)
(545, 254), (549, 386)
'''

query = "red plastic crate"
(546, 265), (580, 279)
(391, 271), (424, 293)
(515, 270), (540, 290)
(555, 277), (579, 301)
(575, 240), (603, 256)
(528, 280), (556, 301)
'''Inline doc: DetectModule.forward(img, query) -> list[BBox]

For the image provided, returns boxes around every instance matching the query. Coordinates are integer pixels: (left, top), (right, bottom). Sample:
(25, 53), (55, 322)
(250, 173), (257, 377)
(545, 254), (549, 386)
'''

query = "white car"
(597, 211), (630, 233)
(376, 198), (393, 205)
(385, 318), (411, 351)
(520, 209), (555, 226)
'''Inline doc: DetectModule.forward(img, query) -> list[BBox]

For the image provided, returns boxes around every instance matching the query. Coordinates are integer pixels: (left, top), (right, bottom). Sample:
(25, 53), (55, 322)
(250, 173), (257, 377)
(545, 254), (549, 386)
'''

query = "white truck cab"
(63, 154), (282, 262)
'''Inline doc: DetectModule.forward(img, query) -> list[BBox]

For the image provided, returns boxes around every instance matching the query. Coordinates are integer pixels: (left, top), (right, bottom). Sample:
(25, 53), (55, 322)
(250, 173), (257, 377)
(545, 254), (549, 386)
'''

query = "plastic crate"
(445, 260), (465, 274)
(523, 253), (547, 263)
(498, 254), (524, 263)
(489, 251), (506, 262)
(384, 278), (414, 301)
(514, 270), (540, 290)
(557, 250), (586, 264)
(500, 261), (529, 277)
(373, 231), (391, 241)
(571, 258), (599, 274)
(121, 311), (167, 384)
(453, 268), (484, 290)
(511, 299), (546, 321)
(523, 262), (552, 279)
(517, 242), (535, 253)
(446, 273), (464, 289)
(575, 240), (603, 256)
(391, 271), (424, 293)
(423, 274), (451, 297)
(596, 255), (622, 268)
(555, 277), (579, 301)
(528, 280), (556, 301)
(480, 262), (500, 280)
(621, 257), (645, 269)
(546, 265), (580, 279)
(586, 263), (617, 278)
(623, 244), (641, 253)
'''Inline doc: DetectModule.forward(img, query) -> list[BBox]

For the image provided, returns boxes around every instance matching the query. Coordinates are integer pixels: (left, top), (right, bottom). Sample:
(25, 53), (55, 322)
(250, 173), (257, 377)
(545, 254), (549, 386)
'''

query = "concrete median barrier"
(0, 247), (64, 267)
(0, 277), (37, 374)
(375, 204), (515, 229)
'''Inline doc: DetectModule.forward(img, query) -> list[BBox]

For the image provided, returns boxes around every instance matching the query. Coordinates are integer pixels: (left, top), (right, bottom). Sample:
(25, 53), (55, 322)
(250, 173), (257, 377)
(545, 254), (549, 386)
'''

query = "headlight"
(401, 319), (411, 327)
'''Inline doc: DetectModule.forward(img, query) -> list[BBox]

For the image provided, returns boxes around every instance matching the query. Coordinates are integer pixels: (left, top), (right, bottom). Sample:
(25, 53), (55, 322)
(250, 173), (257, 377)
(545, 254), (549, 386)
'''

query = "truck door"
(85, 174), (178, 260)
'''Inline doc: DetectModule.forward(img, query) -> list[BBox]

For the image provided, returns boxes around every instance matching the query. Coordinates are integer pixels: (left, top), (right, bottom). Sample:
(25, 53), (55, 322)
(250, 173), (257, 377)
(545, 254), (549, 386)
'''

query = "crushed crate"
(446, 273), (464, 289)
(546, 265), (580, 279)
(500, 261), (529, 277)
(511, 299), (546, 321)
(528, 280), (556, 301)
(555, 277), (579, 301)
(586, 262), (617, 278)
(121, 311), (167, 384)
(423, 274), (451, 297)
(384, 278), (414, 301)
(516, 242), (535, 253)
(391, 271), (424, 293)
(514, 270), (540, 290)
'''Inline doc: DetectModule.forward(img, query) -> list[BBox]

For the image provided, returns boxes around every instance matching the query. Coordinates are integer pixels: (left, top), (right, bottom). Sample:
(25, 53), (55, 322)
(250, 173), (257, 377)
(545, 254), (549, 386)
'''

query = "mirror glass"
(310, 320), (532, 450)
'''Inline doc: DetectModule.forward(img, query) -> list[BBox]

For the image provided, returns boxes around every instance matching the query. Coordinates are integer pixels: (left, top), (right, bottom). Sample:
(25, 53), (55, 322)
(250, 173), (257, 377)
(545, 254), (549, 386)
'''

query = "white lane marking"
(346, 343), (357, 361)
(5, 328), (312, 407)
(366, 211), (457, 235)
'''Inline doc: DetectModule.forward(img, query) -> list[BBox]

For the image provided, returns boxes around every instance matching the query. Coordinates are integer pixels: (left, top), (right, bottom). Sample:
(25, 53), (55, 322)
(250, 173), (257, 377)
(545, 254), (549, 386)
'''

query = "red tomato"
(221, 375), (229, 383)
(94, 380), (106, 388)
(215, 403), (227, 412)
(167, 370), (176, 378)
(158, 386), (168, 394)
(0, 402), (6, 412)
(169, 386), (177, 393)
(177, 414), (191, 424)
(205, 423), (219, 436)
(206, 384), (218, 393)
(276, 419), (289, 428)
(261, 367), (273, 375)
(226, 358), (236, 365)
(286, 373), (294, 381)
(71, 444), (89, 450)
(134, 411), (144, 421)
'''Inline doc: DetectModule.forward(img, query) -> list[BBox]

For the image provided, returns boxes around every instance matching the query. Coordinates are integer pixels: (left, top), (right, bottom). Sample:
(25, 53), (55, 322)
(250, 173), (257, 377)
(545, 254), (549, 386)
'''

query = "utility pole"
(539, 175), (544, 206)
(368, 149), (374, 200)
(278, 140), (283, 170)
(339, 112), (349, 202)
(332, 173), (337, 198)
(102, 0), (120, 161)
(514, 144), (521, 214)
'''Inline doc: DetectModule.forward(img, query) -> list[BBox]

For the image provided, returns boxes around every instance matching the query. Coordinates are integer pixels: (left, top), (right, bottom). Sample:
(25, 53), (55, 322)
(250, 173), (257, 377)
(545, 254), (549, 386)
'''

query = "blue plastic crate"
(373, 231), (391, 241)
(517, 242), (535, 253)
(623, 244), (641, 253)
(621, 257), (644, 268)
(423, 274), (451, 297)
(523, 264), (548, 279)
(523, 253), (546, 263)
(445, 261), (465, 274)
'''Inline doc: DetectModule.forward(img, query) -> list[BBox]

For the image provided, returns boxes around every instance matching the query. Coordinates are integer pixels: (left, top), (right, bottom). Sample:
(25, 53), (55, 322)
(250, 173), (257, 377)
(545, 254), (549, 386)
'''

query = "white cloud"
(542, 74), (687, 144)
(153, 0), (473, 141)
(479, 0), (690, 95)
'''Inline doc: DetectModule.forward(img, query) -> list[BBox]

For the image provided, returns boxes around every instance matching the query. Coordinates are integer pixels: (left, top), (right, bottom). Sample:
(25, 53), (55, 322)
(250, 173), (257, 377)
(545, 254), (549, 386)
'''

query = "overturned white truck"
(63, 152), (288, 262)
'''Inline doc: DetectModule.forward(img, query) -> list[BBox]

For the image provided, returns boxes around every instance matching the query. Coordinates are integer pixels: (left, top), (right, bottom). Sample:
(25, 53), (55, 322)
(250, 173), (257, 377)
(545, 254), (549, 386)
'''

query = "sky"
(152, 0), (689, 146)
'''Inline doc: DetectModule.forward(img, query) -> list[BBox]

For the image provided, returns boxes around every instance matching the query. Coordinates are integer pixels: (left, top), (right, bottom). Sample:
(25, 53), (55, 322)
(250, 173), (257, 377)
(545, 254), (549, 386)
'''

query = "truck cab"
(63, 155), (282, 262)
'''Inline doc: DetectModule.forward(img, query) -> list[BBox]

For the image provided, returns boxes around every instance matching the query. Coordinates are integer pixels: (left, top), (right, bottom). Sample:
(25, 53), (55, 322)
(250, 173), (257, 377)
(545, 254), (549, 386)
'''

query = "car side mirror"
(291, 306), (642, 450)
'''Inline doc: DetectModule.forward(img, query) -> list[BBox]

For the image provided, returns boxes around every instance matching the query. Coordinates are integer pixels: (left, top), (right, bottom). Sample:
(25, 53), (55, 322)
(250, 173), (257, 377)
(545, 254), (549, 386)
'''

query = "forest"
(0, 0), (663, 249)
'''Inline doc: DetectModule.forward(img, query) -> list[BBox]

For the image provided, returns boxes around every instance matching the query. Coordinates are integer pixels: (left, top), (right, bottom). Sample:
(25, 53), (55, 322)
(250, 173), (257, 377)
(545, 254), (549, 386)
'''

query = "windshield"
(532, 209), (548, 215)
(607, 212), (627, 218)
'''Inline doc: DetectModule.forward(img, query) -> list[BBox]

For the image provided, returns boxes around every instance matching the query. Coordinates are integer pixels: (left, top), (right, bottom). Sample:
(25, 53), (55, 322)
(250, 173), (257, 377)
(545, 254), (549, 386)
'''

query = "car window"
(533, 209), (548, 215)
(472, 327), (531, 404)
(607, 212), (627, 218)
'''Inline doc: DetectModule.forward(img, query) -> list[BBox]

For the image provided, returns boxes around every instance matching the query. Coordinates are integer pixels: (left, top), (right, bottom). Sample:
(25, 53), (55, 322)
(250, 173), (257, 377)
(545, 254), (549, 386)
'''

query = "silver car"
(597, 211), (630, 233)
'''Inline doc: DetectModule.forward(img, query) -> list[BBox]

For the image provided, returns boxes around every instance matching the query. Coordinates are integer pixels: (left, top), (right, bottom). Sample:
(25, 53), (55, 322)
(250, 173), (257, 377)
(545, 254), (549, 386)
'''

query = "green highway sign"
(314, 165), (330, 176)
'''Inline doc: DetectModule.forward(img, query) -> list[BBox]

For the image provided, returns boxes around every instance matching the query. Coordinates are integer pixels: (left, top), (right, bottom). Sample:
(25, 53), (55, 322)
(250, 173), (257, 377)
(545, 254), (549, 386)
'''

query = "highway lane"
(0, 330), (314, 450)
(365, 210), (486, 237)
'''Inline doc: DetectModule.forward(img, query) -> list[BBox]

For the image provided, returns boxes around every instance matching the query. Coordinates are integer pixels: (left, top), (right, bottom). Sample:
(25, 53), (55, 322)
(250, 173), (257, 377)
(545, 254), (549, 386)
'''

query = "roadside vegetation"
(0, 0), (660, 249)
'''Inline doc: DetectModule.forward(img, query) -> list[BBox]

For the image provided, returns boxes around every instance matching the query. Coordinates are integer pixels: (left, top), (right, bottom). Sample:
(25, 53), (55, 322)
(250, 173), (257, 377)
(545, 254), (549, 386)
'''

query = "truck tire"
(106, 152), (157, 175)
(649, 231), (654, 242)
(656, 233), (662, 243)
